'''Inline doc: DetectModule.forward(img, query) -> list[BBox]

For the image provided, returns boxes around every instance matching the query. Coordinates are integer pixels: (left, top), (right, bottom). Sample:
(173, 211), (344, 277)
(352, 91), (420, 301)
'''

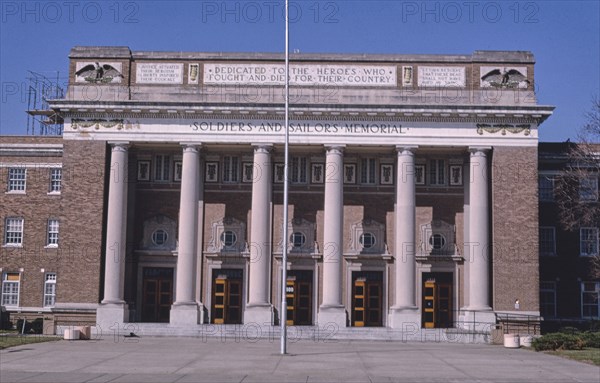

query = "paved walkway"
(1, 336), (599, 382)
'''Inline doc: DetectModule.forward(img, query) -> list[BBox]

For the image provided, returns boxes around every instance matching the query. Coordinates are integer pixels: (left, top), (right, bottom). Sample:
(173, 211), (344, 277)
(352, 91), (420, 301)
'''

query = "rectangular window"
(154, 155), (170, 182)
(1, 273), (20, 306)
(579, 176), (599, 202)
(538, 175), (554, 201)
(7, 168), (26, 192)
(43, 273), (57, 307)
(581, 282), (599, 319)
(360, 158), (376, 184)
(47, 219), (59, 247)
(291, 157), (307, 183)
(540, 282), (556, 318)
(429, 159), (446, 185)
(223, 156), (239, 183)
(539, 227), (556, 256)
(580, 227), (599, 256)
(4, 218), (24, 246)
(49, 168), (62, 193)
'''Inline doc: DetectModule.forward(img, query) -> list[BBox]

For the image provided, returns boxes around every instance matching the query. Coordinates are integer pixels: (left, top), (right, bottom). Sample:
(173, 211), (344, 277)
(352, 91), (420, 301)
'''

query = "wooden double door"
(352, 271), (383, 327)
(285, 270), (313, 326)
(141, 267), (173, 323)
(211, 269), (243, 324)
(422, 272), (453, 328)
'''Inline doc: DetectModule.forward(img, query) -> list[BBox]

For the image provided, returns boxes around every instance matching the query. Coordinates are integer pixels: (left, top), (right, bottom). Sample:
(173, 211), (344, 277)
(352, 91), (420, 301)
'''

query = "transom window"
(44, 273), (57, 307)
(220, 230), (237, 247)
(4, 218), (23, 246)
(538, 175), (554, 201)
(291, 157), (307, 183)
(223, 156), (239, 183)
(580, 227), (599, 256)
(8, 168), (26, 192)
(291, 232), (306, 248)
(155, 155), (171, 182)
(1, 273), (20, 306)
(47, 219), (59, 247)
(429, 159), (446, 185)
(579, 176), (599, 202)
(152, 229), (168, 246)
(429, 234), (446, 250)
(360, 158), (376, 184)
(50, 168), (62, 193)
(359, 232), (376, 249)
(539, 227), (556, 256)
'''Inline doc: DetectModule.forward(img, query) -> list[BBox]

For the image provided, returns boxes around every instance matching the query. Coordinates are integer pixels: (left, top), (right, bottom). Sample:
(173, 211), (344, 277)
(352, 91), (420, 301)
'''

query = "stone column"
(244, 144), (274, 325)
(97, 142), (130, 326)
(170, 143), (202, 325)
(318, 145), (346, 327)
(389, 146), (420, 328)
(467, 147), (492, 311)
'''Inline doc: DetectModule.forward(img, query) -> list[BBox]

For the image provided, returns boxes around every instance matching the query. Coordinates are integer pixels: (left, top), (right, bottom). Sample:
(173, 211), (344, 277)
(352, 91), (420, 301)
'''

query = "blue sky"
(1, 0), (599, 142)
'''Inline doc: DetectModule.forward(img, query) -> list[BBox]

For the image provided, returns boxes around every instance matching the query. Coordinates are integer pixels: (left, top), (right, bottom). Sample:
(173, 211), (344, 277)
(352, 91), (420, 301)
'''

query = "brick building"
(538, 142), (600, 324)
(1, 47), (555, 336)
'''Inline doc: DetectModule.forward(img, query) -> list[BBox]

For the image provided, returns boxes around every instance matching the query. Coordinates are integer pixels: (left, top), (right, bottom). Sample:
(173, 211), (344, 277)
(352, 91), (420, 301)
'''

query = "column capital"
(325, 145), (345, 155)
(108, 141), (130, 152)
(252, 144), (273, 154)
(180, 143), (202, 153)
(396, 145), (418, 156)
(469, 146), (492, 156)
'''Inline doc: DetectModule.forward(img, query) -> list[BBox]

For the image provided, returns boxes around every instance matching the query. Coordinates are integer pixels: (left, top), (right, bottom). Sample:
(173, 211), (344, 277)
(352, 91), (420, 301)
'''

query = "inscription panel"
(418, 66), (465, 87)
(204, 64), (397, 87)
(136, 63), (184, 84)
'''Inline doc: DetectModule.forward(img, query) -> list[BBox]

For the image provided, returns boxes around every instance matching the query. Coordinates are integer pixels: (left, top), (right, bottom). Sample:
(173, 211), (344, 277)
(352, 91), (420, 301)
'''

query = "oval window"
(359, 232), (376, 249)
(291, 232), (306, 248)
(429, 234), (446, 250)
(152, 229), (168, 246)
(220, 230), (237, 247)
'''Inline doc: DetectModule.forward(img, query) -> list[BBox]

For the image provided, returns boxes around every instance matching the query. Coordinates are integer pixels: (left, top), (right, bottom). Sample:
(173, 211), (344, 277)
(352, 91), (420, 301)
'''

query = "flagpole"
(280, 0), (290, 355)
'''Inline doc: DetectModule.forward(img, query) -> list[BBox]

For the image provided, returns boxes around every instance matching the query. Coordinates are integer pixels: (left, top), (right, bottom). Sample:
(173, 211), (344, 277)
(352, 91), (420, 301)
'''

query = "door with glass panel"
(211, 269), (243, 324)
(142, 267), (173, 322)
(351, 271), (383, 327)
(286, 270), (313, 326)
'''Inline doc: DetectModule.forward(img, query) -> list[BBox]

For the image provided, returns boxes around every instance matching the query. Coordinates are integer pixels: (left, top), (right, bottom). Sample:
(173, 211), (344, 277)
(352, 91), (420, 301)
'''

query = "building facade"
(538, 142), (600, 324)
(1, 47), (554, 335)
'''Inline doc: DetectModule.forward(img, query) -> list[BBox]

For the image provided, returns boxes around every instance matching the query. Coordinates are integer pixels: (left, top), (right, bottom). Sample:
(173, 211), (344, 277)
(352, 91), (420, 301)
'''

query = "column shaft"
(174, 145), (201, 305)
(468, 148), (491, 310)
(321, 146), (344, 307)
(393, 147), (417, 309)
(248, 145), (272, 306)
(102, 143), (129, 304)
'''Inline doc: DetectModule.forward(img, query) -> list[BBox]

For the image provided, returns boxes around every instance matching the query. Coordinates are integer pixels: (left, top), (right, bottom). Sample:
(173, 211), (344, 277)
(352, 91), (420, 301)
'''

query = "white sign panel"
(418, 66), (465, 87)
(136, 63), (183, 84)
(204, 64), (397, 87)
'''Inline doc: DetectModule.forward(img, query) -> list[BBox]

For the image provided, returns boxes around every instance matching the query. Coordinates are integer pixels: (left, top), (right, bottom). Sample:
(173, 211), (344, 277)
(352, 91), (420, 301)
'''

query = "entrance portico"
(51, 47), (553, 334)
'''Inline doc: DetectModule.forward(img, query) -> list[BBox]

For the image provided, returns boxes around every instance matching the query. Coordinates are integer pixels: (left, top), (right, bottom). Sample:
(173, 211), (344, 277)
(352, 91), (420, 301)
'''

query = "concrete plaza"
(1, 336), (599, 383)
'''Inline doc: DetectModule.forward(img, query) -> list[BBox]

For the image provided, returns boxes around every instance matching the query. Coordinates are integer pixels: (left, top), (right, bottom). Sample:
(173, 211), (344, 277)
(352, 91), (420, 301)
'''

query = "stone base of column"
(244, 304), (273, 325)
(170, 303), (201, 325)
(317, 306), (347, 328)
(457, 308), (496, 333)
(96, 303), (129, 333)
(388, 307), (420, 329)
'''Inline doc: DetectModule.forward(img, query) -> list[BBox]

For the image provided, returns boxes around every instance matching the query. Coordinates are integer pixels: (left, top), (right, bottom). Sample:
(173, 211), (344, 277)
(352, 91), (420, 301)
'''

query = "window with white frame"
(43, 273), (57, 307)
(4, 218), (24, 246)
(540, 281), (556, 318)
(539, 227), (556, 256)
(579, 176), (599, 202)
(49, 168), (62, 193)
(291, 157), (307, 183)
(47, 219), (59, 247)
(154, 155), (170, 181)
(580, 227), (599, 256)
(223, 156), (239, 183)
(429, 159), (446, 185)
(7, 168), (26, 192)
(581, 282), (599, 319)
(1, 273), (20, 306)
(538, 175), (554, 201)
(360, 158), (376, 184)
